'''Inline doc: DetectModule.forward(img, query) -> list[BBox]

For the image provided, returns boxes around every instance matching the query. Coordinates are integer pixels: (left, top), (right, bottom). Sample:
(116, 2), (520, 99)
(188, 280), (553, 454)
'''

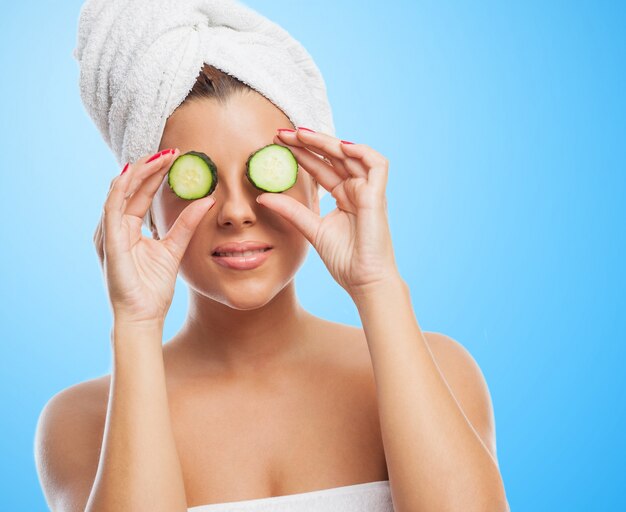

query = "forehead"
(161, 92), (293, 158)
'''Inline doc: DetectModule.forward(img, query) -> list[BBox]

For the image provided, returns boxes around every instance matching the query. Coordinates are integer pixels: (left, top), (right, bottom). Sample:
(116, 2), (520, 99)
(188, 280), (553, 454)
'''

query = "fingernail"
(147, 151), (164, 163)
(277, 128), (296, 133)
(147, 149), (175, 162)
(340, 140), (355, 145)
(297, 127), (315, 133)
(120, 162), (129, 175)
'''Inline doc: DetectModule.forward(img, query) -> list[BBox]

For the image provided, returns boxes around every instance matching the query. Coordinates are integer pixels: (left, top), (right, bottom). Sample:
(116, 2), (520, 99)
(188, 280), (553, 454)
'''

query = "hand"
(256, 128), (401, 298)
(94, 149), (216, 326)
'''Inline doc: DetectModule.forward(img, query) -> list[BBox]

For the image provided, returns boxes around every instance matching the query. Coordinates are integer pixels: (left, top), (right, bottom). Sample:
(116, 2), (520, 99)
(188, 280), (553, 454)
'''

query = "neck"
(166, 281), (314, 378)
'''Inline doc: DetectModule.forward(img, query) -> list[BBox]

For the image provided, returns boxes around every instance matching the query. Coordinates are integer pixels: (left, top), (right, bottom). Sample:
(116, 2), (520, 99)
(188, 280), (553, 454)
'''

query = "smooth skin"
(34, 89), (509, 511)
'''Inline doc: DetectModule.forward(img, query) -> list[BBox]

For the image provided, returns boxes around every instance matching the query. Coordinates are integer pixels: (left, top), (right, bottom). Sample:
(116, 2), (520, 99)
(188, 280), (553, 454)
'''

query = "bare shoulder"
(35, 376), (109, 511)
(330, 322), (500, 465)
(421, 331), (499, 464)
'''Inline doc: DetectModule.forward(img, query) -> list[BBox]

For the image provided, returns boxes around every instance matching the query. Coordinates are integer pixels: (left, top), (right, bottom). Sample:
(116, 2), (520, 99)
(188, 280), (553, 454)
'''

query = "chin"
(218, 297), (275, 311)
(186, 273), (291, 310)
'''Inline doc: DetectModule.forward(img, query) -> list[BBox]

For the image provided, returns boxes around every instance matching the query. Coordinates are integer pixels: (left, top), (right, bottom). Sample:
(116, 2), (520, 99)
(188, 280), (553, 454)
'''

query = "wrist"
(348, 272), (407, 307)
(111, 318), (164, 345)
(112, 311), (164, 329)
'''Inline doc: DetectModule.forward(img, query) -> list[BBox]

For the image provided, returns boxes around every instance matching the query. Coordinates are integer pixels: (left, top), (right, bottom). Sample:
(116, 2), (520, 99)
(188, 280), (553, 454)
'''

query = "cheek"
(272, 226), (311, 279)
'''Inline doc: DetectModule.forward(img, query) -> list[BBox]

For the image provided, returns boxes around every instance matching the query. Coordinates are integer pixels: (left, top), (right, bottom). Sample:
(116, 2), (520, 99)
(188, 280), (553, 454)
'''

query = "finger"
(101, 150), (175, 253)
(161, 195), (216, 261)
(122, 149), (175, 202)
(108, 161), (129, 191)
(275, 130), (351, 179)
(93, 216), (104, 269)
(338, 142), (389, 197)
(102, 170), (133, 254)
(124, 149), (179, 220)
(256, 193), (321, 246)
(274, 141), (343, 193)
(284, 128), (368, 179)
(337, 141), (389, 175)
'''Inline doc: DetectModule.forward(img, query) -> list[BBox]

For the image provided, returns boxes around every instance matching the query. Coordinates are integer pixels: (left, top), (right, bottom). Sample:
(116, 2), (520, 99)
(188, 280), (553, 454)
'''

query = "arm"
(351, 276), (509, 512)
(35, 148), (213, 511)
(85, 321), (188, 512)
(262, 128), (508, 510)
(34, 322), (189, 512)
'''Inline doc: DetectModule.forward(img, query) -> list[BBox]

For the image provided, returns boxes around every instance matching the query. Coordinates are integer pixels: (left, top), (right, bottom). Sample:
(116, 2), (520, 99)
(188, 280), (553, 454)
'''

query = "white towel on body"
(187, 480), (394, 511)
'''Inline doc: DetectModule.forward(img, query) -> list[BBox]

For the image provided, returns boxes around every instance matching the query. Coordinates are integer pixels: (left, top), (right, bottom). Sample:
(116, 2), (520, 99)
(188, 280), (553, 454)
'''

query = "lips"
(211, 247), (273, 270)
(211, 240), (273, 256)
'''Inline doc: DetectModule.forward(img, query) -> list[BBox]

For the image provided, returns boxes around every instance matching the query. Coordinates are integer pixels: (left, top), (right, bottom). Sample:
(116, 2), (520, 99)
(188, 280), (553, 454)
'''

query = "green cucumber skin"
(245, 144), (298, 193)
(167, 151), (218, 200)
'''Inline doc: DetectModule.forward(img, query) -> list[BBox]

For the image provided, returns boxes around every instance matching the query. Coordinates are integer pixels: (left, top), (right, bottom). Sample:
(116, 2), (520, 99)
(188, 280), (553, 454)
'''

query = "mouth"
(211, 247), (272, 257)
(211, 247), (273, 270)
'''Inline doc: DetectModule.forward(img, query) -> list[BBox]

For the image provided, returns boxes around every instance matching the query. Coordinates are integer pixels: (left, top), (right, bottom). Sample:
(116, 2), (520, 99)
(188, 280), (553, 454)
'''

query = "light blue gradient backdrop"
(1, 1), (624, 510)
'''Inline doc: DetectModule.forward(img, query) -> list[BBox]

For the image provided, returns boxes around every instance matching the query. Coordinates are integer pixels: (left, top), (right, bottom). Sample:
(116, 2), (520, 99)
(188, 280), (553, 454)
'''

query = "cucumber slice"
(245, 144), (298, 193)
(167, 151), (217, 200)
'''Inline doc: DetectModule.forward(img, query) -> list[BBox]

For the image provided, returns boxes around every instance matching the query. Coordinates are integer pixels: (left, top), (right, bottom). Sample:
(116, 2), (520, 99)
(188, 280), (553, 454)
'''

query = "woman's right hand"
(93, 149), (216, 326)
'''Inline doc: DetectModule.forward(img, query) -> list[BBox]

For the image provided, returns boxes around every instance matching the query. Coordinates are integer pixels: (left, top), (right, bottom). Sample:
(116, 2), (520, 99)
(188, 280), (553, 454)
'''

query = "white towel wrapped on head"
(72, 0), (335, 229)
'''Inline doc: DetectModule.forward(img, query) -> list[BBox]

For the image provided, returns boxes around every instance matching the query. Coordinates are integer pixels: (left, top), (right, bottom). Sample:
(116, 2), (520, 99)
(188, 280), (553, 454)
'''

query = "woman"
(35, 2), (509, 512)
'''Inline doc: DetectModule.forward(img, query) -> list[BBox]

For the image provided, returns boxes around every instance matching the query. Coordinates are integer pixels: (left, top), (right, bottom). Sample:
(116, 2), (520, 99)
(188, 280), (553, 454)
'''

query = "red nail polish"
(120, 162), (129, 175)
(277, 128), (296, 133)
(297, 127), (316, 133)
(146, 151), (165, 163)
(340, 140), (355, 145)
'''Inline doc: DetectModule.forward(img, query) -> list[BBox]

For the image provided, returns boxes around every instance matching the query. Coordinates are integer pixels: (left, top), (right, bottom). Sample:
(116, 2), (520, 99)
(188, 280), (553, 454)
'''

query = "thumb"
(257, 194), (320, 246)
(162, 196), (215, 260)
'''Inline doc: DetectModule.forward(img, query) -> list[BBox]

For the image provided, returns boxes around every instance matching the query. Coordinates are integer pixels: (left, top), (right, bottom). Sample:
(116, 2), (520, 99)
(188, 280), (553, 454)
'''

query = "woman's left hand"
(256, 127), (401, 298)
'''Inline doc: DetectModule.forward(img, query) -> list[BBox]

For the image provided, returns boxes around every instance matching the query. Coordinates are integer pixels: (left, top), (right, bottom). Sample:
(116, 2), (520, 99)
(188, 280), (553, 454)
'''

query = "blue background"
(1, 1), (624, 510)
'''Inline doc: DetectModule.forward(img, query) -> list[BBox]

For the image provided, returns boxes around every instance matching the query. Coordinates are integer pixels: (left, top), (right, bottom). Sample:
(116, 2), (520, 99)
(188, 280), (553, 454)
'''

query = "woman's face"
(151, 91), (319, 310)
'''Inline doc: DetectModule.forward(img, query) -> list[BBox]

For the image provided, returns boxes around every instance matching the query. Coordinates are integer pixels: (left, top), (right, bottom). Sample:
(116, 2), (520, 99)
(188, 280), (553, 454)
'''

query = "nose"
(214, 174), (261, 229)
